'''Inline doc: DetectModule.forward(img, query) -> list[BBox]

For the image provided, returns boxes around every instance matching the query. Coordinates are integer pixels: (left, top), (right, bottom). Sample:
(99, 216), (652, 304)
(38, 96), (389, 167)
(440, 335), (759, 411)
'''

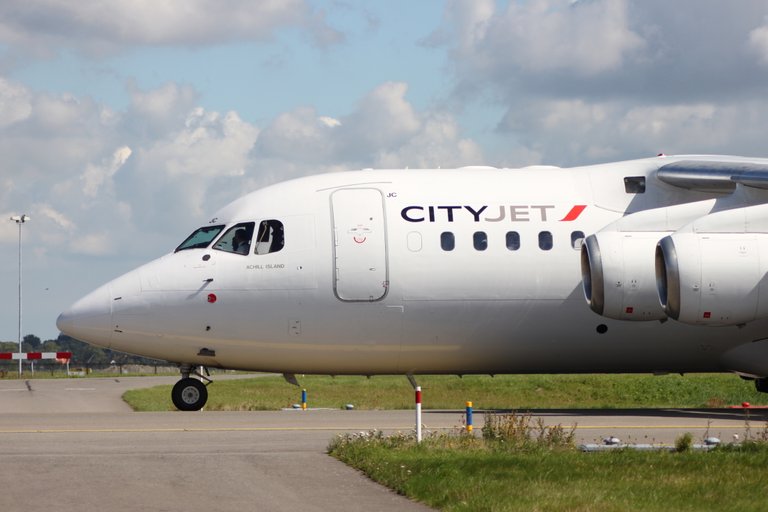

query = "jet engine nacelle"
(581, 231), (668, 321)
(655, 232), (768, 326)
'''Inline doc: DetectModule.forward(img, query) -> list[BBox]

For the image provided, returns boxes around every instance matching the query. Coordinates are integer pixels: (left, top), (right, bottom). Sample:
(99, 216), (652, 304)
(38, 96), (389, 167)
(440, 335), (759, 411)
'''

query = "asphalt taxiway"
(0, 376), (765, 511)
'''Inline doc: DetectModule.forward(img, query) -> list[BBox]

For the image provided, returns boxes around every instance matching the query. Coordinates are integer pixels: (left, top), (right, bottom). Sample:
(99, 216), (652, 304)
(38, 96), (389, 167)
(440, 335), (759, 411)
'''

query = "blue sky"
(2, 0), (768, 342)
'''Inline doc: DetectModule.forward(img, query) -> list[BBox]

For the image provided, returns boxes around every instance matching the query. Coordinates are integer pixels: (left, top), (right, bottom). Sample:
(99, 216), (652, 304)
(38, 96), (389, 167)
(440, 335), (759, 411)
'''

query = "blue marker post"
(466, 401), (473, 433)
(301, 389), (307, 410)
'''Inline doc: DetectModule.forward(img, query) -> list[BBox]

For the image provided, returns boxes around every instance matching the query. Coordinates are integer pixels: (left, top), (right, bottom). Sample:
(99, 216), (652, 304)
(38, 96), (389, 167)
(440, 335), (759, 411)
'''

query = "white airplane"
(57, 154), (768, 410)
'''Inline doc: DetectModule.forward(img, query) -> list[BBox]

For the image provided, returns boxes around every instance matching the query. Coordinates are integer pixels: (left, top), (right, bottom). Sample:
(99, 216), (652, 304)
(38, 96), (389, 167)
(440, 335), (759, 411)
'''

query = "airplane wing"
(656, 158), (768, 192)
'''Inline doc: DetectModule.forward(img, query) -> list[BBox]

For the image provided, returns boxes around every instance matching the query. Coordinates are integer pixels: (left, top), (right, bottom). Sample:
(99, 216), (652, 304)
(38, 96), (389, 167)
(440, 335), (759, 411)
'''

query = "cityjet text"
(400, 205), (586, 223)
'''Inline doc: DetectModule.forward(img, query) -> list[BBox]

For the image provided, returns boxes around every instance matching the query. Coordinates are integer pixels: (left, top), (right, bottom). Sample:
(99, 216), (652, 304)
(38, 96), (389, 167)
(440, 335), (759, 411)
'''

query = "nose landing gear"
(172, 365), (211, 411)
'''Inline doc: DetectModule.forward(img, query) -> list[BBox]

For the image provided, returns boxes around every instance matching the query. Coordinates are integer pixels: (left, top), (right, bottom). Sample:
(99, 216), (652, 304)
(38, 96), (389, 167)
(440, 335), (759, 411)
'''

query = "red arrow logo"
(559, 205), (587, 222)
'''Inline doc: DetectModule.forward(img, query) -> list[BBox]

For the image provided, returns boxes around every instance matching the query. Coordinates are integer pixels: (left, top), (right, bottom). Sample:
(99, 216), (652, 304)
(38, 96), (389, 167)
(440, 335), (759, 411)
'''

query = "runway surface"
(1, 376), (766, 511)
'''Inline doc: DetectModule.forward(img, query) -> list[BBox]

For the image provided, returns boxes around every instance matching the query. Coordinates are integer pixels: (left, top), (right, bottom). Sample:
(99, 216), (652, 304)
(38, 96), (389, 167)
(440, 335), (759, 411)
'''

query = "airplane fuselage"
(57, 155), (768, 383)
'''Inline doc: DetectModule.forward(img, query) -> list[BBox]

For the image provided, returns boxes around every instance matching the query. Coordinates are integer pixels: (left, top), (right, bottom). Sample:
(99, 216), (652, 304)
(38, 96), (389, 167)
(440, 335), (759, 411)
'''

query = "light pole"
(10, 214), (29, 376)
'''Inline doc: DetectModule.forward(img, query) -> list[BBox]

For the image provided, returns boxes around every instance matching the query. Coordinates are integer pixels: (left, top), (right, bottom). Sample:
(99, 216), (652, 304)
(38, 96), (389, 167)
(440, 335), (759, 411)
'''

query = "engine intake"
(655, 232), (768, 326)
(655, 236), (680, 320)
(581, 232), (667, 321)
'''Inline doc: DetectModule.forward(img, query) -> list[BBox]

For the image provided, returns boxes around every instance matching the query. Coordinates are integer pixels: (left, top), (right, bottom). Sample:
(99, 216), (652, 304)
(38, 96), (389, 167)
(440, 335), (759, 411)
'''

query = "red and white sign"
(0, 352), (72, 361)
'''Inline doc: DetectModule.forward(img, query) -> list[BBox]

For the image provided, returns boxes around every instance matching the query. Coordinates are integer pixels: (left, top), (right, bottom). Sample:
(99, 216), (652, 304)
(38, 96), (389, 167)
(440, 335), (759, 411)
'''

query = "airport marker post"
(415, 386), (422, 443)
(466, 401), (473, 433)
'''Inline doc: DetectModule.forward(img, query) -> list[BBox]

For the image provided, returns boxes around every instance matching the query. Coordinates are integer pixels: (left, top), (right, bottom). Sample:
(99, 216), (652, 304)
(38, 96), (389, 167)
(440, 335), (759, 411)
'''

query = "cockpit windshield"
(175, 225), (224, 252)
(213, 222), (255, 255)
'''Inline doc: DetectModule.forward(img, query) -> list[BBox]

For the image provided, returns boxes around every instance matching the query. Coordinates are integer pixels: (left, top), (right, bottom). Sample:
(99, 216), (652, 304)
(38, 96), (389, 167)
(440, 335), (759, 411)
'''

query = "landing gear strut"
(172, 365), (211, 411)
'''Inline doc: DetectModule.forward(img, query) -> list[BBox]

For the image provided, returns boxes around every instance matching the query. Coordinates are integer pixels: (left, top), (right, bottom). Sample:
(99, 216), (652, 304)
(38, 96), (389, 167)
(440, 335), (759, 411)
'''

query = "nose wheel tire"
(172, 377), (208, 411)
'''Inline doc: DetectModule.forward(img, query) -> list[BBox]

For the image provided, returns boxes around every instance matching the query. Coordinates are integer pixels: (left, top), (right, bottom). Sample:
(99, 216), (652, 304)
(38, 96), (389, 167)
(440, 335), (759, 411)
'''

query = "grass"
(122, 373), (768, 411)
(328, 414), (768, 511)
(330, 438), (768, 511)
(121, 373), (768, 510)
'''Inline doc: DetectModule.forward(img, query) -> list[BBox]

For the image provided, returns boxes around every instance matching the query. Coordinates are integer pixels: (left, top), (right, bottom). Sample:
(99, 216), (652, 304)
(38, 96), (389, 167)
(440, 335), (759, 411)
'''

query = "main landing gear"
(172, 365), (211, 411)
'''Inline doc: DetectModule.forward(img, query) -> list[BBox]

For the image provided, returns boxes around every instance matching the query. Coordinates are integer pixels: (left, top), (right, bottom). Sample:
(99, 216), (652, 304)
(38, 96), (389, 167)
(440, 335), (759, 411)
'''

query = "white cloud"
(141, 109), (257, 178)
(80, 146), (132, 198)
(128, 83), (199, 136)
(0, 78), (262, 260)
(70, 232), (111, 256)
(121, 81), (481, 229)
(0, 93), (116, 190)
(35, 204), (74, 231)
(497, 96), (768, 165)
(371, 112), (482, 169)
(318, 116), (341, 128)
(0, 78), (32, 127)
(619, 104), (717, 141)
(749, 23), (768, 65)
(253, 81), (483, 170)
(437, 0), (768, 104)
(429, 0), (768, 165)
(435, 0), (644, 79)
(340, 82), (421, 154)
(423, 0), (495, 50)
(0, 212), (22, 244)
(490, 0), (643, 74)
(0, 0), (342, 56)
(255, 106), (337, 163)
(132, 108), (259, 222)
(33, 94), (85, 129)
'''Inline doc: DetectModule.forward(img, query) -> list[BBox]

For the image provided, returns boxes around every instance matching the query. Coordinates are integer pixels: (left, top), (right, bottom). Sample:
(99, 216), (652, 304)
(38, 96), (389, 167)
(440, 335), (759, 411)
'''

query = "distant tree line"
(0, 333), (166, 368)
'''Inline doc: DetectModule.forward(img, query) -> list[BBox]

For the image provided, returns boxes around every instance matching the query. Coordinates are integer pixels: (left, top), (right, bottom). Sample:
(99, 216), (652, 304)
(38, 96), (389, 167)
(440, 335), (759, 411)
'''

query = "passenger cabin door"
(331, 188), (388, 301)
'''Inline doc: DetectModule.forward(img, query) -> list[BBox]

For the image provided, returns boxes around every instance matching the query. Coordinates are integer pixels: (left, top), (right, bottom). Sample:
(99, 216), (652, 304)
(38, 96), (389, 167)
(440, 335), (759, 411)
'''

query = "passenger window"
(473, 231), (488, 251)
(407, 232), (422, 252)
(538, 231), (553, 251)
(506, 231), (520, 251)
(571, 231), (585, 250)
(213, 222), (255, 255)
(175, 225), (224, 252)
(254, 220), (284, 254)
(440, 232), (455, 251)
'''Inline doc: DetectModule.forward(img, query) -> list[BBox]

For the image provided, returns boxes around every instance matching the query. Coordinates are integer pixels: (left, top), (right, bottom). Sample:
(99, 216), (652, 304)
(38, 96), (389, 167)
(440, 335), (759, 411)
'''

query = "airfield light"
(10, 214), (30, 376)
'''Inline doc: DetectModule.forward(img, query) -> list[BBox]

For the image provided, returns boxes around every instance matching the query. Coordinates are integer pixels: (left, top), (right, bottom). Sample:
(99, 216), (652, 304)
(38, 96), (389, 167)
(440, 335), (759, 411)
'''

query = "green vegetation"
(123, 373), (768, 411)
(675, 431), (694, 452)
(328, 413), (768, 511)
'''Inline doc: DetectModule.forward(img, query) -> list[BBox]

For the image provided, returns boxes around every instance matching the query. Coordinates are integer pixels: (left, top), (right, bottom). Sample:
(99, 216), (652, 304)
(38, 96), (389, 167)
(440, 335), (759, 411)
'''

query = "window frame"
(538, 231), (553, 251)
(212, 222), (256, 256)
(570, 231), (585, 250)
(473, 231), (488, 251)
(506, 231), (521, 251)
(254, 219), (285, 255)
(440, 231), (455, 251)
(175, 225), (225, 252)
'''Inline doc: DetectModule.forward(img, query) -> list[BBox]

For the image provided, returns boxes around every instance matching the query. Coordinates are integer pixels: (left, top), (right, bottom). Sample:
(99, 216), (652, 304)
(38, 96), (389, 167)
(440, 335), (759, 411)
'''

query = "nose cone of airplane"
(57, 283), (113, 347)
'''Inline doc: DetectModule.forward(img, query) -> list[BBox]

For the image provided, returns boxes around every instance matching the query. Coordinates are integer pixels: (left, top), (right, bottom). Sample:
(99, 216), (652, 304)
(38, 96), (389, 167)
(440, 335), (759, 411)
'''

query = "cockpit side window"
(213, 222), (256, 255)
(255, 220), (284, 254)
(175, 225), (224, 252)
